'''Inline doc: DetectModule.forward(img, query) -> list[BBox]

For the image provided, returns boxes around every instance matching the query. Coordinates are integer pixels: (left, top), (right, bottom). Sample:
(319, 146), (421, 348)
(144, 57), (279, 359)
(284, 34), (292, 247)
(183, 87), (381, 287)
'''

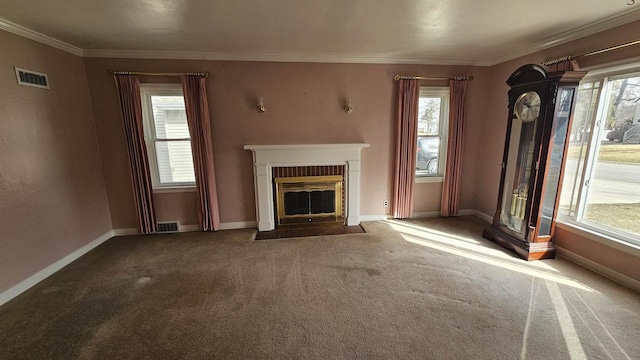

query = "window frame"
(140, 83), (196, 190)
(558, 64), (640, 249)
(415, 86), (449, 182)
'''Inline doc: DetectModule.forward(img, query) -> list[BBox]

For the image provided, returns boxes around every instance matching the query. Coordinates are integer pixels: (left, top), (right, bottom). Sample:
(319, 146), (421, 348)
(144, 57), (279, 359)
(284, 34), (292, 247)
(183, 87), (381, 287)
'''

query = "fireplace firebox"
(275, 175), (343, 225)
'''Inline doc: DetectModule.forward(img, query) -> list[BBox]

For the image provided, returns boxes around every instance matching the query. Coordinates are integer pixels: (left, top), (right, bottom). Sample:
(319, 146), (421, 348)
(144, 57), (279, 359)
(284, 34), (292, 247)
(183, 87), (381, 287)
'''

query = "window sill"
(555, 218), (640, 257)
(415, 176), (444, 184)
(153, 187), (197, 194)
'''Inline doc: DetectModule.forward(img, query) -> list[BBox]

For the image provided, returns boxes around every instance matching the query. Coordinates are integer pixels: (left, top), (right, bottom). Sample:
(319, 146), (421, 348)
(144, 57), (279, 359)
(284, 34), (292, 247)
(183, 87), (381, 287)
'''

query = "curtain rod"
(394, 75), (473, 81)
(109, 70), (209, 77)
(542, 39), (640, 66)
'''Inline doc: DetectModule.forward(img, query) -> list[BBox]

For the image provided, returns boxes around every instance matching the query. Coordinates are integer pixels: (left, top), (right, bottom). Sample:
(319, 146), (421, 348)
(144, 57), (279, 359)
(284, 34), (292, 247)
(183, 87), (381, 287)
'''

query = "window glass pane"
(416, 90), (448, 178)
(418, 97), (442, 136)
(155, 140), (196, 184)
(151, 96), (190, 139)
(559, 82), (600, 217)
(416, 136), (440, 176)
(582, 76), (640, 237)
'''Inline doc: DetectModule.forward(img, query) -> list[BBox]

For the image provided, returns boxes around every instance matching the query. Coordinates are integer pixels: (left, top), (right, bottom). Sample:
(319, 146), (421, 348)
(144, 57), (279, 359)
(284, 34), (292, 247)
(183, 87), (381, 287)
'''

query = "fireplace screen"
(274, 175), (343, 225)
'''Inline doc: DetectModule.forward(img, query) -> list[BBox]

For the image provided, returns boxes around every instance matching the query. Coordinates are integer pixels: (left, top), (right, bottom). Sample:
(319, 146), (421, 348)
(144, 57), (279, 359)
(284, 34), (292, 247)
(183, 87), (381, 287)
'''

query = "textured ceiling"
(1, 0), (640, 65)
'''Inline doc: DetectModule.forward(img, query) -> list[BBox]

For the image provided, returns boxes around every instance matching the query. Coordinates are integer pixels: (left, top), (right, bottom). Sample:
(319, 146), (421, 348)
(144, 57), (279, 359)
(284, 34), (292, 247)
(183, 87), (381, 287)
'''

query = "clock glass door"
(538, 88), (575, 236)
(499, 104), (539, 235)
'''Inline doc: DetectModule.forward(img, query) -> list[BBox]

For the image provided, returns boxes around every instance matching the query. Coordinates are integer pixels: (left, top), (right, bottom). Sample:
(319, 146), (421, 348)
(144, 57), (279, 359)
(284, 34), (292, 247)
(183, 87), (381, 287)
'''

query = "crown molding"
(82, 48), (488, 66)
(484, 7), (640, 66)
(2, 7), (640, 67)
(0, 17), (83, 57)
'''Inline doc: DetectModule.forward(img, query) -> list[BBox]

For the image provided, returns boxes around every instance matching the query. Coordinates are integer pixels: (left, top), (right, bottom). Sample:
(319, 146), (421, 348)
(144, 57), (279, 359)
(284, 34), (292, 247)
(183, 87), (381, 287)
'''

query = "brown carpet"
(0, 216), (638, 359)
(255, 224), (365, 240)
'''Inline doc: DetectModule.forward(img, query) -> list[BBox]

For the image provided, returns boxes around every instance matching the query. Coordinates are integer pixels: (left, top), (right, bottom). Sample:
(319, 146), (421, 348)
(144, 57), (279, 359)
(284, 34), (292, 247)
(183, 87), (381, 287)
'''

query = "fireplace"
(244, 144), (369, 231)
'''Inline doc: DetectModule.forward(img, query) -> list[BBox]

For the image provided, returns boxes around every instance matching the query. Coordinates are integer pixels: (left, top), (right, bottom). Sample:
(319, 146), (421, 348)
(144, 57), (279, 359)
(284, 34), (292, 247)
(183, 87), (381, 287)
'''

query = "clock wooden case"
(483, 64), (586, 260)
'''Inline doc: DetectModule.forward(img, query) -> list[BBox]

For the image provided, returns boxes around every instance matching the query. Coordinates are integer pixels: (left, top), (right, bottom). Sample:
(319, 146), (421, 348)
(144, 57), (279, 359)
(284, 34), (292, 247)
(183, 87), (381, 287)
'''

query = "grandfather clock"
(483, 64), (586, 260)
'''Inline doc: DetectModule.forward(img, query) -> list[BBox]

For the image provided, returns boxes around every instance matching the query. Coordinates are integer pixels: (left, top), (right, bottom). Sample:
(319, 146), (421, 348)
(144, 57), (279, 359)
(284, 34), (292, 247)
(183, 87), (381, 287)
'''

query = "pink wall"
(413, 183), (443, 214)
(154, 191), (199, 226)
(0, 31), (112, 293)
(84, 59), (488, 228)
(475, 20), (640, 281)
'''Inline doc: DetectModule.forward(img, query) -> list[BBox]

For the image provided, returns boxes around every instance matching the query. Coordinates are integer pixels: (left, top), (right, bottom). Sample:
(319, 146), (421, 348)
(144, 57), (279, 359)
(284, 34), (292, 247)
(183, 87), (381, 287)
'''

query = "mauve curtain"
(113, 75), (157, 233)
(181, 75), (221, 231)
(392, 79), (419, 219)
(441, 79), (467, 217)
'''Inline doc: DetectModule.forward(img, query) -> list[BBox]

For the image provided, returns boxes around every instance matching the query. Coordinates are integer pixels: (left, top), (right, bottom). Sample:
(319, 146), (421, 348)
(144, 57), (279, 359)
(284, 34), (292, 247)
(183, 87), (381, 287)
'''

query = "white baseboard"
(411, 211), (441, 219)
(114, 225), (200, 234)
(409, 209), (490, 221)
(0, 230), (114, 307)
(360, 214), (389, 222)
(179, 225), (200, 232)
(360, 210), (488, 221)
(556, 246), (640, 293)
(219, 221), (257, 230)
(113, 221), (258, 236)
(113, 228), (138, 236)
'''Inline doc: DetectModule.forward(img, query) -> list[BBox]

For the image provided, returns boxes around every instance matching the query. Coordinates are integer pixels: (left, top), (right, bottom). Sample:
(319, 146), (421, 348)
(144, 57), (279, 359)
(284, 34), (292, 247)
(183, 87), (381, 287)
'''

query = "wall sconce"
(344, 98), (353, 113)
(257, 97), (266, 113)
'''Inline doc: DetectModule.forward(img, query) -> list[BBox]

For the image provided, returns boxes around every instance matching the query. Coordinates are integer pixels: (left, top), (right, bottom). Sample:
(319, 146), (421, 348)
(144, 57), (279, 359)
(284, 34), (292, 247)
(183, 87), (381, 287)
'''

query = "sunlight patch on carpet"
(546, 280), (588, 360)
(396, 231), (596, 292)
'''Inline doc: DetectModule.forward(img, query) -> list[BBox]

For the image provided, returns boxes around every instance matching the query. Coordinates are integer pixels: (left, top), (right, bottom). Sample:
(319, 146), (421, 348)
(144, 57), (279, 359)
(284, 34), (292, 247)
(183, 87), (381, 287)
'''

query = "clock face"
(514, 91), (541, 122)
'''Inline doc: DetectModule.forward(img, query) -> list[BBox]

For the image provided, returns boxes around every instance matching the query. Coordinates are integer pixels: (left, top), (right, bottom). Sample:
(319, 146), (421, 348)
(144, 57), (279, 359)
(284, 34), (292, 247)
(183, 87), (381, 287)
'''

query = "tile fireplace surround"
(244, 144), (370, 231)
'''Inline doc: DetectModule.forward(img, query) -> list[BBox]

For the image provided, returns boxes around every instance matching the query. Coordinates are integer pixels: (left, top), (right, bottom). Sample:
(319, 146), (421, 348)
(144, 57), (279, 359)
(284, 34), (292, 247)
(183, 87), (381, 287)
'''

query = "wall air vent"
(157, 221), (180, 233)
(15, 67), (49, 89)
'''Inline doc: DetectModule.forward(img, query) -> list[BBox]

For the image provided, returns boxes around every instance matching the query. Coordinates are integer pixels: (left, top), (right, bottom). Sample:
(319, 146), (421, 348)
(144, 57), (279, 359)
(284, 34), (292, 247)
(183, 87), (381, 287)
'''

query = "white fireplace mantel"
(244, 143), (370, 231)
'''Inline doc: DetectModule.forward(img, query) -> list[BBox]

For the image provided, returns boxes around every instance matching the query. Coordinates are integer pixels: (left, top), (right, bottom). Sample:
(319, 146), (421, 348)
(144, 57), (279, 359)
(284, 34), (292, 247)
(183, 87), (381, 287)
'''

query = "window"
(416, 87), (449, 178)
(559, 68), (640, 246)
(140, 84), (196, 189)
